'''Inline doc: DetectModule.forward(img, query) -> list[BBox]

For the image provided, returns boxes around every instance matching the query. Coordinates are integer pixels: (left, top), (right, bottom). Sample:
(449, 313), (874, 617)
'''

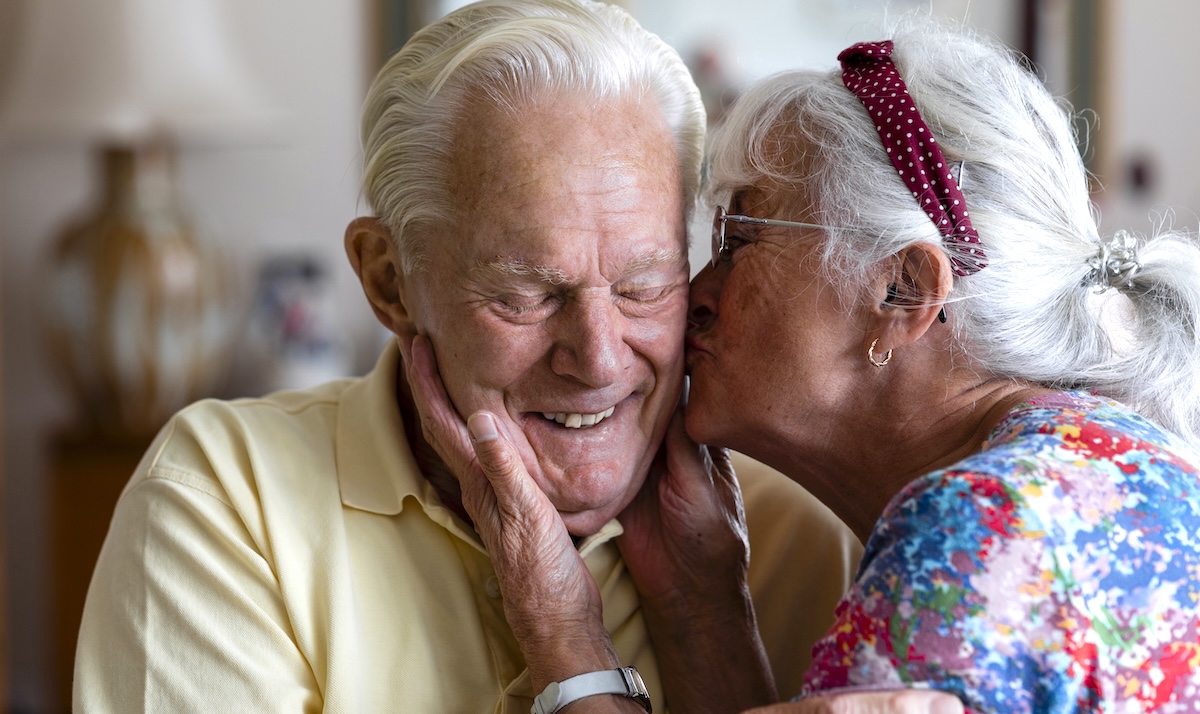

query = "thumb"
(467, 411), (532, 504)
(883, 690), (965, 714)
(746, 690), (965, 714)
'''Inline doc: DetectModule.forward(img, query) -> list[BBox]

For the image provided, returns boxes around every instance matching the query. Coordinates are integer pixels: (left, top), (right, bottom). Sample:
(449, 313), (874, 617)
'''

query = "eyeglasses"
(711, 205), (835, 267)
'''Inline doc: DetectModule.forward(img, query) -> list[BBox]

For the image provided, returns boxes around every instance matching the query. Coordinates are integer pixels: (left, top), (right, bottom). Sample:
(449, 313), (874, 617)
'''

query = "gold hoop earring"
(867, 338), (892, 368)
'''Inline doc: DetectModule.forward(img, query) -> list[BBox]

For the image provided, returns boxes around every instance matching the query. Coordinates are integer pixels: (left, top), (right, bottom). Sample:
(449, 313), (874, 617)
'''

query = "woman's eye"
(725, 236), (751, 252)
(720, 235), (753, 261)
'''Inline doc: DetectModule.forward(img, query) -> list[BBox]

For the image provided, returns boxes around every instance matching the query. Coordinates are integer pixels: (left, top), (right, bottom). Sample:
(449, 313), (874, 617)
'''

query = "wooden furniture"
(1, 254), (7, 710)
(49, 431), (149, 712)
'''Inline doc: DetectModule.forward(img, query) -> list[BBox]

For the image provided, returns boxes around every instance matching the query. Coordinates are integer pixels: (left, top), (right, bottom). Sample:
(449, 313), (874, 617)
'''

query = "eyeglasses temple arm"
(724, 215), (831, 231)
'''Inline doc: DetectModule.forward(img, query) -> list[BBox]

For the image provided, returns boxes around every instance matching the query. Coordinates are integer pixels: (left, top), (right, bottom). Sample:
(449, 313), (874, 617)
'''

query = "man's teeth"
(541, 406), (616, 429)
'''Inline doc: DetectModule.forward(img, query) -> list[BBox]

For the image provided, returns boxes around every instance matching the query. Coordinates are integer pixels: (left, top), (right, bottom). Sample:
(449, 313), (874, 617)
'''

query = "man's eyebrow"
(474, 259), (570, 285)
(473, 249), (685, 285)
(623, 248), (685, 275)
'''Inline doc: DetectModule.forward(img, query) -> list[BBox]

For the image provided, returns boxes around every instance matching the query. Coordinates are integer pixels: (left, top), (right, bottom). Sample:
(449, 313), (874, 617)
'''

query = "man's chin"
(528, 449), (652, 536)
(558, 506), (624, 539)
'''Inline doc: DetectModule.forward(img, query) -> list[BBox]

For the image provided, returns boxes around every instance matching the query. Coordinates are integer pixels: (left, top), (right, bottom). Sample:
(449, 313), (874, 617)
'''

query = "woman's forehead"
(730, 183), (817, 220)
(729, 186), (775, 213)
(719, 126), (823, 214)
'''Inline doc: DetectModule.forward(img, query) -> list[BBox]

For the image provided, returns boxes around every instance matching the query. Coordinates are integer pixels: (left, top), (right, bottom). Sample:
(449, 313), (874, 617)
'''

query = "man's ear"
(867, 242), (954, 350)
(344, 217), (417, 342)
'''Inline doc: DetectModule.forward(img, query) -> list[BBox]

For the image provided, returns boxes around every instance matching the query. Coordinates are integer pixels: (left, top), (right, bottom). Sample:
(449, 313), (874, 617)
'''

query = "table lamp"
(0, 0), (276, 438)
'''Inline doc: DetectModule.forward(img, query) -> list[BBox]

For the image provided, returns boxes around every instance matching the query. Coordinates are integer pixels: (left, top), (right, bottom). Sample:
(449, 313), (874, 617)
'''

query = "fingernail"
(468, 412), (499, 443)
(929, 694), (965, 714)
(410, 335), (427, 365)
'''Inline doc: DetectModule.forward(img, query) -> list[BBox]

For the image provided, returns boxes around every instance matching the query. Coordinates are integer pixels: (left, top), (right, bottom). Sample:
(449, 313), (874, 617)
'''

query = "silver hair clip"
(1084, 230), (1142, 292)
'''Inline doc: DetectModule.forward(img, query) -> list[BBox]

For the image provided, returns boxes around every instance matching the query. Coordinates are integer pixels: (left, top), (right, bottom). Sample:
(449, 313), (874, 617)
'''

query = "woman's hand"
(618, 407), (750, 608)
(404, 335), (622, 690)
(745, 690), (965, 714)
(618, 406), (776, 712)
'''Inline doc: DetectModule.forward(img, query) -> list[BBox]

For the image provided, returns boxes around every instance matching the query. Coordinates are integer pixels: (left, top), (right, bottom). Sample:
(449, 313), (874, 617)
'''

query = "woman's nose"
(687, 262), (722, 332)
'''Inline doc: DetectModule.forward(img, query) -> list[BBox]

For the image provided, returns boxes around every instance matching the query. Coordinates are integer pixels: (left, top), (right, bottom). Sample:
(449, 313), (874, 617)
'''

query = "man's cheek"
(436, 364), (495, 418)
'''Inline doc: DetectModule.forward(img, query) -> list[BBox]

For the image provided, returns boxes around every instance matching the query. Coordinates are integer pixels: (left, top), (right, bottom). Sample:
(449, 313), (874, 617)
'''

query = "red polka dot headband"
(839, 40), (987, 276)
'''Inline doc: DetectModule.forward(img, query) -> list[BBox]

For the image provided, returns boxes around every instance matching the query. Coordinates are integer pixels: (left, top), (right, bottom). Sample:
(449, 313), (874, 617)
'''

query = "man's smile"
(539, 405), (617, 428)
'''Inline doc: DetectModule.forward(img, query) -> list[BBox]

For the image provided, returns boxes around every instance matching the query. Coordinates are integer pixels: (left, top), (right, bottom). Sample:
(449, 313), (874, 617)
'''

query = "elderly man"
(74, 1), (862, 712)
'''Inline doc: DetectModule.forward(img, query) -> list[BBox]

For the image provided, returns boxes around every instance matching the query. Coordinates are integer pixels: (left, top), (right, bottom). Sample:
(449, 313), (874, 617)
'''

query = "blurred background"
(0, 0), (1196, 710)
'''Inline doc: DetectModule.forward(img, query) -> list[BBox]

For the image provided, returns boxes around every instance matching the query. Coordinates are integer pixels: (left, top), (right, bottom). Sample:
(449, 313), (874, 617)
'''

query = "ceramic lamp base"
(44, 142), (238, 438)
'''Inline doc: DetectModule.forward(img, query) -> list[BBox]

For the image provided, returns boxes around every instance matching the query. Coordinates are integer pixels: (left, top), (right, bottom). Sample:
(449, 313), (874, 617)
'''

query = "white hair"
(705, 21), (1200, 448)
(360, 0), (705, 274)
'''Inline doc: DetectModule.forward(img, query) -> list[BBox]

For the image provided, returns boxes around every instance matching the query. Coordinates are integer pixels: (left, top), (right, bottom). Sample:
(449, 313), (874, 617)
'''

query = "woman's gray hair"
(705, 20), (1200, 447)
(361, 0), (705, 274)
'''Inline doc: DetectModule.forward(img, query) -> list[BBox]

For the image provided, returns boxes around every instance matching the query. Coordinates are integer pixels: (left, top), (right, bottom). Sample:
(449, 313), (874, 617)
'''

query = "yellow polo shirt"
(74, 343), (860, 712)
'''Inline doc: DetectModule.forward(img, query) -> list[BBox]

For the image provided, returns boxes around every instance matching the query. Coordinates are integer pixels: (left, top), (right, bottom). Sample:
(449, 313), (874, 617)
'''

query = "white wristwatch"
(531, 666), (652, 714)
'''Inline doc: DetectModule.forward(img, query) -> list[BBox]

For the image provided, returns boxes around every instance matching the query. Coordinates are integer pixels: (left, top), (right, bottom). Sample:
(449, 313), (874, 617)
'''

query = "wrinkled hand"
(745, 690), (965, 714)
(403, 335), (615, 684)
(618, 405), (777, 712)
(617, 405), (749, 611)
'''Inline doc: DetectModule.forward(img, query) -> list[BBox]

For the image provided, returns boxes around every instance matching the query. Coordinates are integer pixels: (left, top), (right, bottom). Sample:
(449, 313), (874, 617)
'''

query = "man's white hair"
(361, 0), (705, 274)
(705, 19), (1200, 448)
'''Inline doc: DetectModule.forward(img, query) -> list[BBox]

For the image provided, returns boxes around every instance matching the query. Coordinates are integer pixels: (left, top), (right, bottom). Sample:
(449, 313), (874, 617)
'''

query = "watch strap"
(531, 666), (652, 714)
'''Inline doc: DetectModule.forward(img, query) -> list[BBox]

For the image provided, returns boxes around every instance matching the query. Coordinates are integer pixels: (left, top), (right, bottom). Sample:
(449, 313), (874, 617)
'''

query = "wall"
(635, 0), (1017, 84)
(1101, 1), (1200, 236)
(0, 0), (374, 709)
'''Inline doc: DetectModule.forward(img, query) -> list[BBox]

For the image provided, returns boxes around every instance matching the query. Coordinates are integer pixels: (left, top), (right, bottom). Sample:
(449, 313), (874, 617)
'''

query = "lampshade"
(0, 0), (277, 145)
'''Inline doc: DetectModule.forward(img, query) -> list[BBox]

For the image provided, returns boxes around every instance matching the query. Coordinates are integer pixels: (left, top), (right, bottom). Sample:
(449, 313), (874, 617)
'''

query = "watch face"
(622, 667), (652, 712)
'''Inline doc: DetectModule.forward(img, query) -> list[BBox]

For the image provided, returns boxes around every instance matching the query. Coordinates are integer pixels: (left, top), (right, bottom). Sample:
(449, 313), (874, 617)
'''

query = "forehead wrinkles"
(447, 94), (678, 217)
(454, 146), (666, 223)
(440, 95), (685, 286)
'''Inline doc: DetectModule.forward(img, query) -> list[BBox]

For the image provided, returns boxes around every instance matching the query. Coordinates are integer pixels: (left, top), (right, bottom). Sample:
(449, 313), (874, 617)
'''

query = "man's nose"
(550, 295), (624, 387)
(687, 262), (722, 332)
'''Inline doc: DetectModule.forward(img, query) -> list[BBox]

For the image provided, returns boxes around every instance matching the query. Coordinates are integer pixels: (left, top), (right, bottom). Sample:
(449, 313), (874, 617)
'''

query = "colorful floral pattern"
(801, 391), (1200, 712)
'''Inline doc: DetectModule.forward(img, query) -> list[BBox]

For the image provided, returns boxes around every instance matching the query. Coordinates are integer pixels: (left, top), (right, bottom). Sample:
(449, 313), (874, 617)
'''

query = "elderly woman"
(409, 22), (1200, 714)
(679, 22), (1200, 713)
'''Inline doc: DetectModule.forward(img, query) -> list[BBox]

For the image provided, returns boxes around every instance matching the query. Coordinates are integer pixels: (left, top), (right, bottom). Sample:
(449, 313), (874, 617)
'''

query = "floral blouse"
(801, 391), (1200, 712)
